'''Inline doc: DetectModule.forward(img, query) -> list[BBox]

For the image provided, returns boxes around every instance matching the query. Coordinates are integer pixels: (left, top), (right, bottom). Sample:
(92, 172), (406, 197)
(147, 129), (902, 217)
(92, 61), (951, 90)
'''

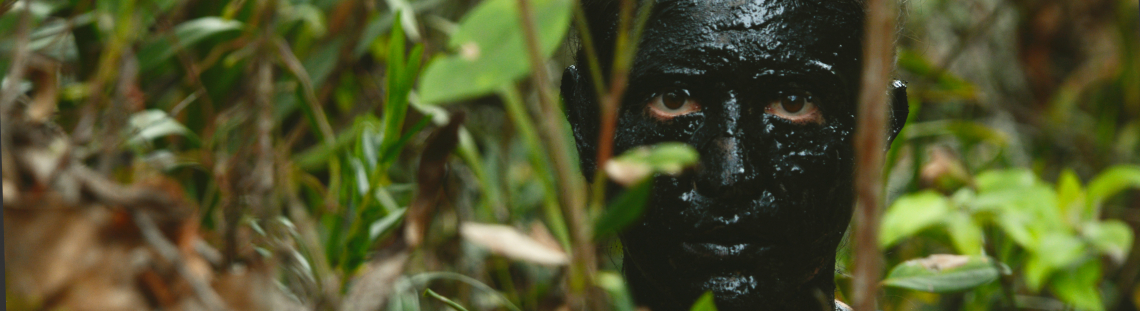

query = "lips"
(681, 242), (770, 259)
(678, 226), (777, 265)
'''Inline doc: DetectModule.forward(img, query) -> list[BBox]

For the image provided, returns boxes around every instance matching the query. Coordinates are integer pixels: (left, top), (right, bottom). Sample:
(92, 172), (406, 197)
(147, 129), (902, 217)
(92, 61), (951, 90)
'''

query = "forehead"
(634, 0), (863, 81)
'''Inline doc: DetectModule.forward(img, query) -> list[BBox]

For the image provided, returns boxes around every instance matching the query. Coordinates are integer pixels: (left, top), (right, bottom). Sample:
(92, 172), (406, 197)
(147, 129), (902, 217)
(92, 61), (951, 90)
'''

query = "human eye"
(765, 90), (823, 124)
(646, 89), (701, 120)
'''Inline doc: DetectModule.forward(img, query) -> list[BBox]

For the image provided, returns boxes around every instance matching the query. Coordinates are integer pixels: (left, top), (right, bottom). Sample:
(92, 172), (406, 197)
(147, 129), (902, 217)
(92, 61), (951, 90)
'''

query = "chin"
(619, 175), (849, 311)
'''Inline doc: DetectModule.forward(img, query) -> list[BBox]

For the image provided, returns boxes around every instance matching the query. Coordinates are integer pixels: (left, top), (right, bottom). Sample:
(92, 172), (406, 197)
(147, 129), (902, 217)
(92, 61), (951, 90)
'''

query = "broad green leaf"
(995, 211), (1037, 249)
(973, 182), (1064, 245)
(1083, 220), (1133, 263)
(945, 212), (984, 255)
(1025, 232), (1085, 291)
(594, 180), (652, 238)
(1057, 169), (1085, 225)
(690, 291), (718, 311)
(418, 0), (572, 104)
(975, 168), (1037, 192)
(604, 143), (700, 186)
(597, 272), (636, 311)
(1049, 260), (1104, 311)
(1023, 253), (1050, 292)
(1035, 232), (1085, 269)
(137, 17), (243, 71)
(1086, 165), (1140, 218)
(882, 255), (1001, 293)
(880, 191), (950, 248)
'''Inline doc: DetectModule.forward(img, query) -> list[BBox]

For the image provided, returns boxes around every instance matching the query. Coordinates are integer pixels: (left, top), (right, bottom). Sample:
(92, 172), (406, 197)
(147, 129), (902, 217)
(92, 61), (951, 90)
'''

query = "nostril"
(694, 136), (750, 197)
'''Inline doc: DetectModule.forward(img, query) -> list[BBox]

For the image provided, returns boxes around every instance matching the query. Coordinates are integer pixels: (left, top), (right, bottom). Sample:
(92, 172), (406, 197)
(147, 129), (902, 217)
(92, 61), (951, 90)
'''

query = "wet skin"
(562, 0), (905, 310)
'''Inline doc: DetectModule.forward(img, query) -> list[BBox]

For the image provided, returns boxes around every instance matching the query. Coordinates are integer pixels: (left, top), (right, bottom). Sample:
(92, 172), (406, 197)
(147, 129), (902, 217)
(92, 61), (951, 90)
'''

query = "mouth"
(679, 239), (774, 262)
(682, 242), (765, 256)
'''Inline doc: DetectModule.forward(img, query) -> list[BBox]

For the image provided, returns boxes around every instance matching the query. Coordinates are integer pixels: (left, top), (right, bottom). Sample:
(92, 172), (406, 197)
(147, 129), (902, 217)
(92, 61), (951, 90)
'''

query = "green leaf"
(1049, 260), (1104, 311)
(380, 13), (424, 159)
(1082, 220), (1133, 263)
(137, 17), (243, 72)
(1086, 165), (1140, 218)
(424, 288), (470, 311)
(882, 255), (1001, 293)
(995, 211), (1037, 249)
(604, 143), (700, 186)
(1035, 232), (1085, 269)
(596, 272), (636, 311)
(1057, 169), (1085, 225)
(945, 211), (984, 255)
(418, 0), (573, 104)
(880, 191), (951, 248)
(975, 168), (1037, 192)
(690, 291), (718, 311)
(1024, 232), (1085, 291)
(594, 180), (652, 238)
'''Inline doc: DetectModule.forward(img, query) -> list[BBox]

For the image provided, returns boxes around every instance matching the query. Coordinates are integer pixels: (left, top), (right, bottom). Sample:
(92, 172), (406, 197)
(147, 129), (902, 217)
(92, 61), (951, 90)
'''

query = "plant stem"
(497, 85), (571, 250)
(516, 0), (595, 307)
(851, 0), (896, 310)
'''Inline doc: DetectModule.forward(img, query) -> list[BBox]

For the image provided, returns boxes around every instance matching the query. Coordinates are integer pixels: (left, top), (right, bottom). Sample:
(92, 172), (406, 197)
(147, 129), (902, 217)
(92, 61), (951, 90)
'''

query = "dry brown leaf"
(528, 221), (564, 253)
(460, 222), (569, 266)
(341, 250), (410, 311)
(405, 113), (464, 248)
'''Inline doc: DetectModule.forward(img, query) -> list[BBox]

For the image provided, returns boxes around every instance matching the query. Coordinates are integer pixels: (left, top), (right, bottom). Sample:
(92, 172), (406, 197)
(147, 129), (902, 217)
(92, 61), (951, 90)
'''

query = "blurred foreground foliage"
(1, 0), (1138, 310)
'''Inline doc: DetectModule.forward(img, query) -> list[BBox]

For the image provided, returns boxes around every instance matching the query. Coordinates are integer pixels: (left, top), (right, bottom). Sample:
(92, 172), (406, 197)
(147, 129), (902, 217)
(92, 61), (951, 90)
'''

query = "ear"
(886, 80), (909, 147)
(562, 65), (601, 181)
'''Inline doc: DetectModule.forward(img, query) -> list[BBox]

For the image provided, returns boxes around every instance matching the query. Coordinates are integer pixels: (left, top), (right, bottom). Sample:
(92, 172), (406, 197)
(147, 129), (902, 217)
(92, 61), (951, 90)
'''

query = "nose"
(693, 99), (760, 200)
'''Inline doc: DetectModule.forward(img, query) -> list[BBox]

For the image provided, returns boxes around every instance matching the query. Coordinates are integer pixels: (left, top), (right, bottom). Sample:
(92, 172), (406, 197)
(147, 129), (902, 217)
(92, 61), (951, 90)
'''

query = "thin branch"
(515, 0), (593, 306)
(135, 211), (231, 311)
(851, 0), (897, 310)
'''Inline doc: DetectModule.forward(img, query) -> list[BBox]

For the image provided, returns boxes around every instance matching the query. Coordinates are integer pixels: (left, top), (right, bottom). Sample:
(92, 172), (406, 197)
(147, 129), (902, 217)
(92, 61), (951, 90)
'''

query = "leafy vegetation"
(1, 0), (1137, 310)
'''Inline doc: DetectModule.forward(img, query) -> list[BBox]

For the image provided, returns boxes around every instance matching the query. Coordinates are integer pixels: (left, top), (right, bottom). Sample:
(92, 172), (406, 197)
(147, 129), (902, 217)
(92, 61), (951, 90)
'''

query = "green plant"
(880, 166), (1140, 310)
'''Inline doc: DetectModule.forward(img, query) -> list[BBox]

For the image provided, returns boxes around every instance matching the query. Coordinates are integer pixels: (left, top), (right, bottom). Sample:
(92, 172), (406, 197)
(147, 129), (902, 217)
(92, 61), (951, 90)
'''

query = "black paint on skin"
(562, 0), (907, 310)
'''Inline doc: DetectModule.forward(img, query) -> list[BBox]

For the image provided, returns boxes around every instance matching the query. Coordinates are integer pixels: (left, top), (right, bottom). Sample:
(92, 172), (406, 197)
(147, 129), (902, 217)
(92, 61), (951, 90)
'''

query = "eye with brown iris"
(647, 89), (701, 120)
(765, 91), (823, 124)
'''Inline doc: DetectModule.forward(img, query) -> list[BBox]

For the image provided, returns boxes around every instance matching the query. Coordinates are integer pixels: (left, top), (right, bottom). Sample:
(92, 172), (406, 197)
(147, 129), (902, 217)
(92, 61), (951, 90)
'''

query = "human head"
(561, 0), (907, 309)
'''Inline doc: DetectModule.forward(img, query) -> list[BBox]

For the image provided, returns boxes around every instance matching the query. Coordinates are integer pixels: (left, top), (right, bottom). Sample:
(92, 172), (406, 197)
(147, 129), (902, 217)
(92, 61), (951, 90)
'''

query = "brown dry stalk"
(514, 0), (595, 306)
(851, 0), (896, 311)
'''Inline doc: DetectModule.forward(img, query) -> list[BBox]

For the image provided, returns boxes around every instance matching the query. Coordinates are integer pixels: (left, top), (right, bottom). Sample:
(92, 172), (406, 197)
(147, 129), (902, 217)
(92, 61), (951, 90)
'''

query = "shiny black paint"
(562, 0), (907, 309)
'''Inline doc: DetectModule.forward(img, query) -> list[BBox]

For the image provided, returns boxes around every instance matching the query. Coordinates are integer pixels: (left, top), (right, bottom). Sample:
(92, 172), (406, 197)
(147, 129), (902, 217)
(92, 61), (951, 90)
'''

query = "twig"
(135, 211), (230, 311)
(514, 0), (593, 305)
(589, 0), (654, 217)
(66, 164), (227, 310)
(851, 0), (897, 310)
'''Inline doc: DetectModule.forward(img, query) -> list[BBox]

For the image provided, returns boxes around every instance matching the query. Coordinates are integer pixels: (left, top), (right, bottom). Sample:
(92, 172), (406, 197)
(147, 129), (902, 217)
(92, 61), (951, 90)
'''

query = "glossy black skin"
(562, 0), (906, 310)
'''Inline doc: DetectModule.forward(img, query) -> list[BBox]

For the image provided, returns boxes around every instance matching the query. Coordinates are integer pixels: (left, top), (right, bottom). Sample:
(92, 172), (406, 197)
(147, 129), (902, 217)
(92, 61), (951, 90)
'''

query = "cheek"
(766, 120), (853, 187)
(611, 110), (703, 154)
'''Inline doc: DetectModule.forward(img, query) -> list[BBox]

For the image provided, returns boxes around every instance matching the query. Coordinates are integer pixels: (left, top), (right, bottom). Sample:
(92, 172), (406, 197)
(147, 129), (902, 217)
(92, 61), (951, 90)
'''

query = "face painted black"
(562, 0), (906, 310)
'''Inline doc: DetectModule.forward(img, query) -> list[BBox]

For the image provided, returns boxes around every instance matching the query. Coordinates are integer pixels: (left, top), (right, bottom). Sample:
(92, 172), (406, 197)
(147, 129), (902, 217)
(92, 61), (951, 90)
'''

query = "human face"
(610, 0), (864, 309)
